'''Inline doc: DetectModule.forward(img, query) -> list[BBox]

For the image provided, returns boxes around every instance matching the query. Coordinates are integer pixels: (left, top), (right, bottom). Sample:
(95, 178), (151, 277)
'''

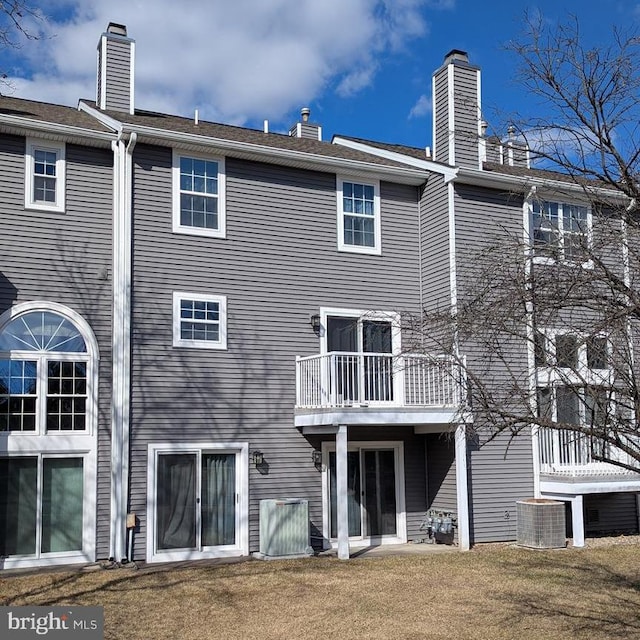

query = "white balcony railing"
(295, 352), (464, 410)
(538, 427), (639, 476)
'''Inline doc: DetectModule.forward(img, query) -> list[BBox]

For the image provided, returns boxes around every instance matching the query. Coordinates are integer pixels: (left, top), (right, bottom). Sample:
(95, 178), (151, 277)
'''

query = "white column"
(455, 423), (470, 550)
(571, 495), (585, 548)
(336, 424), (350, 560)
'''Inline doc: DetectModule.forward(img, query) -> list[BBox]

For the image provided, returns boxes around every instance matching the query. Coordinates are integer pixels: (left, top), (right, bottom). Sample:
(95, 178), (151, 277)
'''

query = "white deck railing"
(538, 427), (639, 476)
(295, 352), (464, 409)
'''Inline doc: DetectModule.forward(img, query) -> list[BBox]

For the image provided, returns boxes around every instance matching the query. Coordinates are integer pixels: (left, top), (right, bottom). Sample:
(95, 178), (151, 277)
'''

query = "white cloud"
(408, 94), (432, 119)
(4, 0), (440, 127)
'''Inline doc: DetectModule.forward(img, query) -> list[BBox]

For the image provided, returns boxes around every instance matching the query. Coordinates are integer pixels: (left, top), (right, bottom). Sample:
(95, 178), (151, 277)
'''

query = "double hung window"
(337, 178), (381, 255)
(173, 151), (226, 237)
(25, 139), (66, 212)
(530, 200), (590, 262)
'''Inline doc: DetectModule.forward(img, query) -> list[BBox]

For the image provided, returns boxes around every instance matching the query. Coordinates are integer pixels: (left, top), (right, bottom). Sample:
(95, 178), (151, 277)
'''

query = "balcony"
(538, 428), (640, 477)
(294, 352), (464, 429)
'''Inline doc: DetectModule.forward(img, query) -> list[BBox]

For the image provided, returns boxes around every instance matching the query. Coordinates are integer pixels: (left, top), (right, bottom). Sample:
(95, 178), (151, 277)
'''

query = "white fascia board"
(540, 478), (640, 495)
(453, 165), (625, 203)
(120, 124), (428, 185)
(333, 136), (458, 181)
(0, 114), (116, 145)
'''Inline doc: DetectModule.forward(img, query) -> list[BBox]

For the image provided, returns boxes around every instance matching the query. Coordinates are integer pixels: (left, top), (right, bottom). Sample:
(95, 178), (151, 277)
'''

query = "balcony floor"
(294, 405), (459, 430)
(540, 472), (640, 495)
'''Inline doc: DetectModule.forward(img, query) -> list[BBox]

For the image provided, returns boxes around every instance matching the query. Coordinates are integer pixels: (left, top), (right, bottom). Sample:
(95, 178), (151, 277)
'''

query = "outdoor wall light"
(251, 450), (264, 466)
(311, 450), (323, 466)
(310, 314), (321, 332)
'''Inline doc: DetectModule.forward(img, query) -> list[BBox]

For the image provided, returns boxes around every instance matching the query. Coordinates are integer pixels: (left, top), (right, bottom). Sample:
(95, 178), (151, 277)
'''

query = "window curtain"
(157, 454), (196, 550)
(201, 454), (235, 547)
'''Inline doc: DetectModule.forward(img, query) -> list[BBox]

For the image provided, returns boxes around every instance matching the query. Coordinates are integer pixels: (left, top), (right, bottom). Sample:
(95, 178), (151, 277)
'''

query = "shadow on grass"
(489, 550), (640, 637)
(0, 556), (351, 608)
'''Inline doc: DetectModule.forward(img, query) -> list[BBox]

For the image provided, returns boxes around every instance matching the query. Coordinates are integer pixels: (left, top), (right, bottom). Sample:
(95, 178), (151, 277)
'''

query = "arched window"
(0, 304), (98, 567)
(0, 309), (95, 434)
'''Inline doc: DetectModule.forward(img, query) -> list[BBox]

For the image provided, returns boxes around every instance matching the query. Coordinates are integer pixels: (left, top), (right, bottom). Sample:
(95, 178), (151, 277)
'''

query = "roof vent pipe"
(301, 107), (310, 122)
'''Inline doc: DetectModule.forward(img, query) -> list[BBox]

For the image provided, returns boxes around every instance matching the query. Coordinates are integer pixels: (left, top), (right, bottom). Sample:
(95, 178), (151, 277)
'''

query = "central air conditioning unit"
(258, 498), (313, 559)
(516, 499), (566, 549)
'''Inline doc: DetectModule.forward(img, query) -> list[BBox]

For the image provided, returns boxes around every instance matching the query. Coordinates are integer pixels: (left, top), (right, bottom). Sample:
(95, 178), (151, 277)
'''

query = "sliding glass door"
(326, 316), (394, 404)
(0, 456), (84, 558)
(327, 445), (402, 541)
(155, 451), (238, 555)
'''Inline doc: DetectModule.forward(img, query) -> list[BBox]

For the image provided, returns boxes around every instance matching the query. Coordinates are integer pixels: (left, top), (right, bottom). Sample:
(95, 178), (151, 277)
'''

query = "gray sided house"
(0, 24), (639, 570)
(0, 98), (117, 568)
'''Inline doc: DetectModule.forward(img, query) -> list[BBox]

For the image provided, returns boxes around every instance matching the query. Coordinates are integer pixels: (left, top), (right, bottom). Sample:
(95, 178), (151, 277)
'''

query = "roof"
(0, 95), (113, 133)
(83, 102), (418, 171)
(332, 135), (431, 162)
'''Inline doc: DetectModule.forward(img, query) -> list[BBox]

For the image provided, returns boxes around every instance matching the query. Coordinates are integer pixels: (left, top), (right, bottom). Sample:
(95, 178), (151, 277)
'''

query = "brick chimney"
(432, 50), (482, 169)
(289, 107), (322, 141)
(96, 22), (135, 115)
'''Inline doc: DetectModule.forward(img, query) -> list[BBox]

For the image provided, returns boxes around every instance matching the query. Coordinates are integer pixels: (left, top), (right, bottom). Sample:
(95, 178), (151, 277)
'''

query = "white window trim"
(146, 442), (249, 563)
(320, 440), (407, 548)
(172, 149), (226, 238)
(172, 292), (227, 350)
(524, 196), (593, 267)
(337, 176), (381, 255)
(24, 138), (66, 213)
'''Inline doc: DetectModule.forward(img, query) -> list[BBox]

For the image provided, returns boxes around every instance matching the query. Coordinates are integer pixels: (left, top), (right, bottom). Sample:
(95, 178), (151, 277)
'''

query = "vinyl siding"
(129, 144), (423, 558)
(452, 66), (479, 168)
(426, 433), (456, 512)
(454, 183), (534, 543)
(420, 175), (451, 313)
(433, 70), (449, 164)
(103, 38), (131, 112)
(584, 493), (638, 534)
(0, 134), (114, 558)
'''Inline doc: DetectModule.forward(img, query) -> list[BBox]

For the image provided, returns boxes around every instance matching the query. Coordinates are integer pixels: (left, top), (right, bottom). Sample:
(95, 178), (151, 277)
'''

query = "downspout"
(447, 175), (470, 550)
(110, 131), (136, 562)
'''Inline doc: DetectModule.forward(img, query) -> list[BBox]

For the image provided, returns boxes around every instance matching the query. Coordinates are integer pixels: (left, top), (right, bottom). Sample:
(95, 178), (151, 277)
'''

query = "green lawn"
(1, 541), (639, 639)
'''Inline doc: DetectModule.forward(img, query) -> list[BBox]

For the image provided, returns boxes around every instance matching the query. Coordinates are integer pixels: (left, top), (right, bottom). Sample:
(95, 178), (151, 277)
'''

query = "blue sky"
(3, 0), (638, 148)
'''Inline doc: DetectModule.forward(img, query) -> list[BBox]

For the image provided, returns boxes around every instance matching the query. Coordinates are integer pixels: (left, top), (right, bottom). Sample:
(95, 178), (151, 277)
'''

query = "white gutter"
(452, 166), (627, 202)
(109, 130), (136, 561)
(0, 114), (115, 143)
(117, 123), (428, 184)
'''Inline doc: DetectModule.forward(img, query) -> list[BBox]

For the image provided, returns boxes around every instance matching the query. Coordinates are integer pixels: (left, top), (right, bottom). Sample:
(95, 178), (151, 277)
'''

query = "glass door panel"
(201, 453), (236, 547)
(41, 458), (83, 553)
(329, 448), (398, 539)
(156, 454), (196, 550)
(0, 457), (37, 556)
(362, 321), (393, 402)
(327, 316), (359, 403)
(363, 450), (397, 536)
